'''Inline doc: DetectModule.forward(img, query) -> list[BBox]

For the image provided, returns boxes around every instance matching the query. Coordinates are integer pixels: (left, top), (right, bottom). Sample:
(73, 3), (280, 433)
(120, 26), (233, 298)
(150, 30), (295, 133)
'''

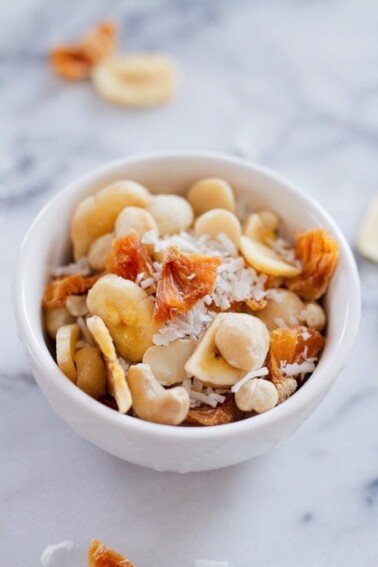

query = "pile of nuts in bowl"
(42, 177), (339, 426)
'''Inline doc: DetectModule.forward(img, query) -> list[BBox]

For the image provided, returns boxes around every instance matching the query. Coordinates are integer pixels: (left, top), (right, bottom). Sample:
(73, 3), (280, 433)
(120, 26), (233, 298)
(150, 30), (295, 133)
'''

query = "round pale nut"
(240, 235), (301, 277)
(194, 209), (242, 249)
(143, 339), (197, 386)
(257, 289), (305, 331)
(115, 206), (159, 238)
(301, 302), (326, 331)
(71, 180), (152, 259)
(214, 313), (270, 371)
(45, 307), (75, 339)
(74, 346), (107, 399)
(56, 323), (80, 382)
(186, 178), (235, 215)
(235, 378), (279, 413)
(88, 233), (114, 271)
(147, 195), (194, 236)
(66, 295), (88, 317)
(91, 53), (178, 108)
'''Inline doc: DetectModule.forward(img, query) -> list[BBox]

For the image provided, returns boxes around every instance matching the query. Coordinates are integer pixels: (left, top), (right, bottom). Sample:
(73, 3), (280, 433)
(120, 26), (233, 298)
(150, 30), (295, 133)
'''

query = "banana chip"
(87, 315), (132, 413)
(92, 53), (178, 107)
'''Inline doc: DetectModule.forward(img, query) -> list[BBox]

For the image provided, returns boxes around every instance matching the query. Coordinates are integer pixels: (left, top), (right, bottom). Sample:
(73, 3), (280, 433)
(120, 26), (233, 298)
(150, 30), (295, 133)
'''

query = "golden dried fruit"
(267, 326), (325, 384)
(42, 274), (100, 310)
(50, 21), (117, 81)
(153, 245), (221, 324)
(88, 539), (135, 567)
(244, 297), (268, 312)
(105, 230), (154, 287)
(184, 395), (242, 426)
(287, 228), (339, 301)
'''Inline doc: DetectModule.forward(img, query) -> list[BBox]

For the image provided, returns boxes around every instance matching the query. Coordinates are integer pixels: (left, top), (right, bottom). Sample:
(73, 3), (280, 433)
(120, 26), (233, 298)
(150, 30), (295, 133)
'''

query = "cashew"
(244, 211), (279, 243)
(45, 307), (75, 339)
(66, 295), (88, 317)
(86, 315), (132, 413)
(71, 180), (152, 259)
(301, 302), (326, 331)
(147, 194), (194, 235)
(91, 53), (178, 108)
(86, 274), (155, 361)
(128, 363), (189, 425)
(142, 339), (196, 386)
(74, 346), (107, 399)
(194, 209), (242, 248)
(185, 314), (245, 387)
(115, 206), (158, 238)
(257, 289), (305, 331)
(214, 313), (270, 371)
(88, 233), (114, 271)
(240, 235), (301, 277)
(56, 323), (80, 382)
(186, 178), (235, 215)
(235, 378), (278, 413)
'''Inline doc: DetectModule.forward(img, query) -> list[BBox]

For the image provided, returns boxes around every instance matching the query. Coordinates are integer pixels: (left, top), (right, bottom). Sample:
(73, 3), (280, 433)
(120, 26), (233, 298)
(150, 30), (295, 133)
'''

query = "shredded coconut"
(274, 317), (287, 328)
(153, 300), (215, 346)
(269, 237), (301, 268)
(208, 258), (268, 311)
(183, 378), (227, 408)
(40, 541), (75, 567)
(52, 256), (90, 277)
(281, 358), (317, 377)
(231, 367), (269, 393)
(140, 277), (155, 289)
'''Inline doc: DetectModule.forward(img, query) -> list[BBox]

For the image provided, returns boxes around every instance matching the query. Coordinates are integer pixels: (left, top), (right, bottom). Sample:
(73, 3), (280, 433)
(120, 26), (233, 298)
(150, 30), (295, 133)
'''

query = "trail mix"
(42, 177), (339, 426)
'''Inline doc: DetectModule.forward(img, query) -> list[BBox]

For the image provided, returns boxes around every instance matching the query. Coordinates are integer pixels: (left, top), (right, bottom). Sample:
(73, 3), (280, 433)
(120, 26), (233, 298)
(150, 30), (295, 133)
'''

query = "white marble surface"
(1, 1), (378, 565)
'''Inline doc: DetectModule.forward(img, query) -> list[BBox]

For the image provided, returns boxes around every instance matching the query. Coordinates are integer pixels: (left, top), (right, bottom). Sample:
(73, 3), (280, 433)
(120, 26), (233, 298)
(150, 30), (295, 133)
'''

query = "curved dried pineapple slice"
(50, 21), (117, 81)
(42, 274), (100, 310)
(240, 236), (301, 278)
(267, 326), (325, 384)
(105, 230), (155, 288)
(153, 245), (221, 324)
(184, 395), (242, 426)
(88, 539), (135, 567)
(287, 228), (339, 301)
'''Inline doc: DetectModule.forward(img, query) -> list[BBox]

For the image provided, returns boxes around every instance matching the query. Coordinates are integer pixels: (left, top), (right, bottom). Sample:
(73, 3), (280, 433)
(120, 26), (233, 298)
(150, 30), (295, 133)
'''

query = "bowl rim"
(13, 149), (361, 442)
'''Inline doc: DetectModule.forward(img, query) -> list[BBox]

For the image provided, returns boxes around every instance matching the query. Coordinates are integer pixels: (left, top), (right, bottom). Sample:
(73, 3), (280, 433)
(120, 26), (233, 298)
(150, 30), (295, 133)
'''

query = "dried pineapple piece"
(153, 245), (221, 324)
(42, 274), (100, 310)
(184, 395), (242, 426)
(105, 230), (155, 288)
(50, 21), (117, 81)
(267, 326), (325, 392)
(88, 539), (135, 567)
(287, 228), (339, 301)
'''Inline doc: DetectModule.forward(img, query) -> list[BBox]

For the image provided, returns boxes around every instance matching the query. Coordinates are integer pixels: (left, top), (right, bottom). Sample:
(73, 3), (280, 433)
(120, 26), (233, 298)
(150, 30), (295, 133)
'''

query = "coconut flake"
(231, 367), (269, 393)
(141, 277), (155, 289)
(281, 359), (317, 376)
(40, 541), (75, 567)
(153, 300), (215, 346)
(52, 256), (91, 277)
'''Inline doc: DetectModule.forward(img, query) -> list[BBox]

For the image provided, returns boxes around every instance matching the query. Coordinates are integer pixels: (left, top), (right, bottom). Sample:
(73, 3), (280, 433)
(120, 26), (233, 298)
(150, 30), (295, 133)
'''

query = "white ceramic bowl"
(14, 151), (360, 473)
